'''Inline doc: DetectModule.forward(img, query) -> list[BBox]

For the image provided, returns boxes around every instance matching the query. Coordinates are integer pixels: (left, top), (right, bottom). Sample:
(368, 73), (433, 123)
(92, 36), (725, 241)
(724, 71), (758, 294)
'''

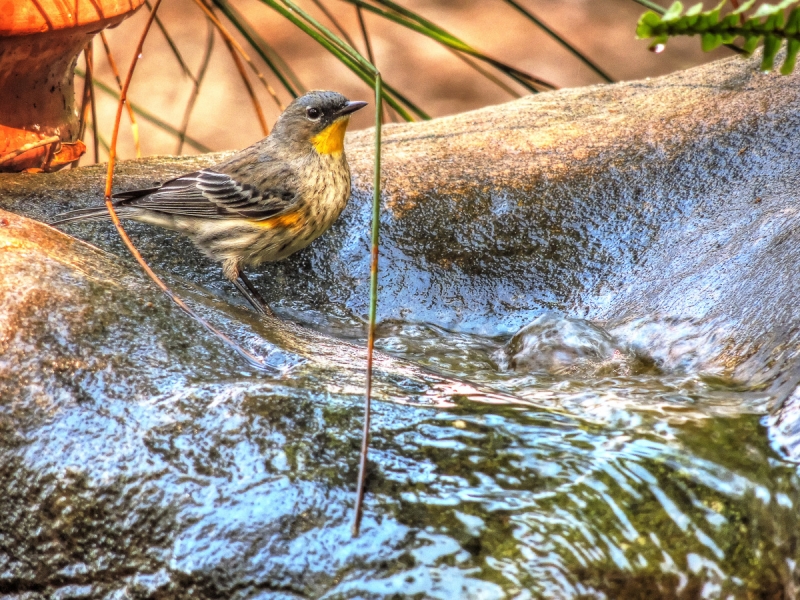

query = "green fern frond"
(636, 0), (800, 74)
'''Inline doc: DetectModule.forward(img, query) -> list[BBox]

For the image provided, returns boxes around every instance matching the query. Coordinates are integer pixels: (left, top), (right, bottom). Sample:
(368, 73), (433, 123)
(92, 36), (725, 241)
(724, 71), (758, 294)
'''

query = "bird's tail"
(49, 186), (160, 226)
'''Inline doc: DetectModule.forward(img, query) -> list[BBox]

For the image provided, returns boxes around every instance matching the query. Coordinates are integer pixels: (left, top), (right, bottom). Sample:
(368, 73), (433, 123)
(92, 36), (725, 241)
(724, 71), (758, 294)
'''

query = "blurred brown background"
(82, 0), (733, 161)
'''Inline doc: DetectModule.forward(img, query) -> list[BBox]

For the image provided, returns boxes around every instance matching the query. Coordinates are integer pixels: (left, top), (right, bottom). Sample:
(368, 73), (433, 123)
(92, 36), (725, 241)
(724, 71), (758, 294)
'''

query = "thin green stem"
(91, 124), (111, 153)
(212, 0), (303, 97)
(356, 5), (398, 121)
(343, 0), (555, 91)
(256, 0), (427, 119)
(630, 0), (666, 13)
(353, 72), (382, 539)
(177, 20), (215, 154)
(356, 5), (375, 64)
(501, 0), (613, 82)
(310, 0), (357, 47)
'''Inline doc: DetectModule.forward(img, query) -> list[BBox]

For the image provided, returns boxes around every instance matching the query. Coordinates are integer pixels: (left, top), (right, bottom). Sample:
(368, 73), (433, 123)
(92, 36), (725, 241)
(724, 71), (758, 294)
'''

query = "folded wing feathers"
(101, 168), (298, 221)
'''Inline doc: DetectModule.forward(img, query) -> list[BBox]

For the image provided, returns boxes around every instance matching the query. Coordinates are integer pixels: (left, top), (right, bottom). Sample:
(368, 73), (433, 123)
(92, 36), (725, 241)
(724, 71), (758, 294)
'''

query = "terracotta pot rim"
(0, 0), (145, 37)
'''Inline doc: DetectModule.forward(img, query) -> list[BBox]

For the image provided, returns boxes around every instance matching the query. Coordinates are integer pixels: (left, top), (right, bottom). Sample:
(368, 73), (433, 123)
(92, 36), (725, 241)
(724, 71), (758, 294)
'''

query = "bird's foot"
(233, 272), (274, 317)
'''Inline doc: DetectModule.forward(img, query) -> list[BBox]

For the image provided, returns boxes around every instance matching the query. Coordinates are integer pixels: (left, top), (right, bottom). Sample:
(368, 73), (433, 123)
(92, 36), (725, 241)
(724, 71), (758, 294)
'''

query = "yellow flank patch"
(255, 211), (304, 230)
(311, 117), (349, 156)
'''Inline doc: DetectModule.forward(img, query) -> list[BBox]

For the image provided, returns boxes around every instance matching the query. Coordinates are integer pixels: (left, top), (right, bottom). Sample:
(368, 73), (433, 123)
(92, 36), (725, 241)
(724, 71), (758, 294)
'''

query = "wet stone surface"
(1, 52), (800, 598)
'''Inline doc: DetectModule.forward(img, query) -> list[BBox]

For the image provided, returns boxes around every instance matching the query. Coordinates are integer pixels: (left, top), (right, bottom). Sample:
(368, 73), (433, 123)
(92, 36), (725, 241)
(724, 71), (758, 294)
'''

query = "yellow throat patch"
(311, 117), (349, 156)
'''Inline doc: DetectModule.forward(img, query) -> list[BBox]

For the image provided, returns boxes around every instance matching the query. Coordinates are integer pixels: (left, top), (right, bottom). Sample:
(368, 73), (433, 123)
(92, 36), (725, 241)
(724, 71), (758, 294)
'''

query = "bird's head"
(271, 90), (368, 157)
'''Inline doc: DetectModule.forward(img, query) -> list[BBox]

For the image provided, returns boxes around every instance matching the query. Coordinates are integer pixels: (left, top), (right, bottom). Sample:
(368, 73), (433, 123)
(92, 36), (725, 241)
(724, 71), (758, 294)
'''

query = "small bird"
(51, 90), (367, 316)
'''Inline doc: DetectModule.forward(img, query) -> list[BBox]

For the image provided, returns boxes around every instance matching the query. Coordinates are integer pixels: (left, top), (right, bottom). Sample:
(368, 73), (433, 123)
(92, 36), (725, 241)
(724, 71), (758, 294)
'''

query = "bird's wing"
(115, 167), (299, 221)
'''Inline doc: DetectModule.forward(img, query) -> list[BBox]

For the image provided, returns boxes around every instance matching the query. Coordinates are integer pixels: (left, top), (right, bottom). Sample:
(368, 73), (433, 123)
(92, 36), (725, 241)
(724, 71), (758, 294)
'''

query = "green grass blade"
(380, 82), (429, 120)
(630, 0), (667, 13)
(212, 0), (302, 97)
(367, 0), (555, 89)
(370, 0), (450, 34)
(342, 0), (555, 91)
(256, 0), (427, 120)
(449, 48), (523, 97)
(282, 0), (429, 117)
(501, 0), (613, 82)
(86, 120), (111, 154)
(146, 0), (196, 81)
(279, 0), (375, 71)
(310, 0), (357, 47)
(356, 5), (376, 64)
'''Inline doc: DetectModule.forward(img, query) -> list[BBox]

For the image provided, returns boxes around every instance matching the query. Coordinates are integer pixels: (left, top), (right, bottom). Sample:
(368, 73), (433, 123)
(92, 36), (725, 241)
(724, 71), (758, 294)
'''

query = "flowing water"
(1, 232), (796, 598)
(284, 310), (798, 598)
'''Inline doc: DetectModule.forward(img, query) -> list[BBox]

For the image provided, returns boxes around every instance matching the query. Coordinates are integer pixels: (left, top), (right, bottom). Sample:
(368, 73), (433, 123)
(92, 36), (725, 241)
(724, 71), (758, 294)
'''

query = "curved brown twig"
(103, 0), (271, 373)
(100, 32), (142, 158)
(194, 0), (285, 111)
(84, 42), (99, 163)
(176, 19), (216, 154)
(220, 33), (270, 135)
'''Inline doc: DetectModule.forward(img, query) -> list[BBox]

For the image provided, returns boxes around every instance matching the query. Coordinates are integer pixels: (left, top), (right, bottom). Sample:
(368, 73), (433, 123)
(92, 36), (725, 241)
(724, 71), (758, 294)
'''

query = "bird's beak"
(335, 100), (368, 118)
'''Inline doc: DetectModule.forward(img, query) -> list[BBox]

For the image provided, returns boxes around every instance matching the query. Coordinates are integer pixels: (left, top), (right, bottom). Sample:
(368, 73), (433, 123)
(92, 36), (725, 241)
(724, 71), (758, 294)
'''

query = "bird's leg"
(223, 259), (274, 317)
(232, 271), (274, 317)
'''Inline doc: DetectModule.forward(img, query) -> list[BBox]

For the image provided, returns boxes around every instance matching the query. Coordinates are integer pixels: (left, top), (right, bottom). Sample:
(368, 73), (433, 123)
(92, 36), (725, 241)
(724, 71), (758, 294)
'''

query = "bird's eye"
(306, 107), (321, 120)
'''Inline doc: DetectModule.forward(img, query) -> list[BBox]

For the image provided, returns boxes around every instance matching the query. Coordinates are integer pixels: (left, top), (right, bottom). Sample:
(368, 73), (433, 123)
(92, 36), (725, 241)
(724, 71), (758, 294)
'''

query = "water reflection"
(326, 312), (795, 597)
(369, 407), (799, 598)
(214, 311), (795, 598)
